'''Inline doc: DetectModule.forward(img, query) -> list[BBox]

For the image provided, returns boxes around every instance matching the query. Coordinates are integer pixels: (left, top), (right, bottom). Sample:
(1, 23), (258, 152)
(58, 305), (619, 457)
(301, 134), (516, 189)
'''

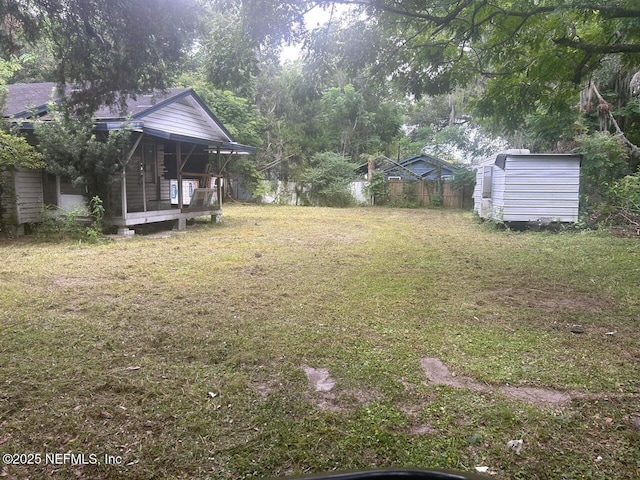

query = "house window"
(60, 178), (85, 196)
(482, 166), (492, 198)
(143, 142), (156, 184)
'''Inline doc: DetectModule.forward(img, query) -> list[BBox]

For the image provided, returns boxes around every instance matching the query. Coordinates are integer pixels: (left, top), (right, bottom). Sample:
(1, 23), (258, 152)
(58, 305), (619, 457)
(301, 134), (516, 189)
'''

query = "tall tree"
(317, 84), (401, 161)
(257, 1), (640, 149)
(1, 0), (200, 113)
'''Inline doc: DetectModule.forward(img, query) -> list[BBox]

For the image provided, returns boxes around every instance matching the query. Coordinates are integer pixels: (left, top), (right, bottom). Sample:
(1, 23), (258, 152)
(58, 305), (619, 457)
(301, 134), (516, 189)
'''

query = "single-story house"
(2, 82), (256, 235)
(355, 154), (455, 181)
(382, 154), (455, 181)
(473, 150), (582, 224)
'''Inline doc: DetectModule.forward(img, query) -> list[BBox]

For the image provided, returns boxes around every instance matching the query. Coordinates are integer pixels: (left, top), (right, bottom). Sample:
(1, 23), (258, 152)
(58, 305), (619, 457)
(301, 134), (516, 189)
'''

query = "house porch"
(105, 133), (227, 232)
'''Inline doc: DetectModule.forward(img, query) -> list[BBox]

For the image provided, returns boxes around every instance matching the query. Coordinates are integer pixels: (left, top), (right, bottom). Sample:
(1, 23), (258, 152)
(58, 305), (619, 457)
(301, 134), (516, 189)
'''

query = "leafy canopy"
(0, 129), (44, 171)
(1, 0), (200, 113)
(254, 1), (640, 142)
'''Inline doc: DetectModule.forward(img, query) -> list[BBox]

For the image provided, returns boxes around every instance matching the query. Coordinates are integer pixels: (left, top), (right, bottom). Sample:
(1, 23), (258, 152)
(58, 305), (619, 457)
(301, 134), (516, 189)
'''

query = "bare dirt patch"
(255, 382), (278, 400)
(501, 386), (571, 405)
(302, 365), (342, 412)
(421, 357), (572, 407)
(302, 365), (336, 392)
(410, 422), (436, 436)
(301, 366), (381, 412)
(420, 357), (492, 393)
(630, 414), (640, 431)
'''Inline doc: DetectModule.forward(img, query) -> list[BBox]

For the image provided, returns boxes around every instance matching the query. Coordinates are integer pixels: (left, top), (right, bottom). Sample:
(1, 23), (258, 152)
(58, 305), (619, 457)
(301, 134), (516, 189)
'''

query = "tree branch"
(554, 38), (640, 54)
(328, 0), (477, 25)
(589, 83), (640, 157)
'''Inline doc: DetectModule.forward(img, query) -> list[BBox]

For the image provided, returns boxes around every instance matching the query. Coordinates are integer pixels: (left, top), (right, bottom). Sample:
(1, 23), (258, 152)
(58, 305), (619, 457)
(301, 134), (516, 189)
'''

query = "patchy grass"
(1, 205), (639, 479)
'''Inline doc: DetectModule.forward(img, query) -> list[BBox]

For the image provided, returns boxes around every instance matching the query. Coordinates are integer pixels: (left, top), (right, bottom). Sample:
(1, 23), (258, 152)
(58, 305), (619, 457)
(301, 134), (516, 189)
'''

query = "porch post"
(55, 175), (61, 206)
(121, 132), (142, 221)
(216, 147), (222, 207)
(177, 142), (183, 209)
(141, 152), (147, 212)
(121, 166), (128, 220)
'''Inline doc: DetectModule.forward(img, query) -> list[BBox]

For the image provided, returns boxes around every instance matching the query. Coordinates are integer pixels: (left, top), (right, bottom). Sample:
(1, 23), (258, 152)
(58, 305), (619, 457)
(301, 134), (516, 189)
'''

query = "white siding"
(474, 164), (506, 220)
(492, 167), (506, 210)
(472, 167), (483, 214)
(14, 168), (43, 223)
(141, 97), (230, 143)
(501, 155), (581, 222)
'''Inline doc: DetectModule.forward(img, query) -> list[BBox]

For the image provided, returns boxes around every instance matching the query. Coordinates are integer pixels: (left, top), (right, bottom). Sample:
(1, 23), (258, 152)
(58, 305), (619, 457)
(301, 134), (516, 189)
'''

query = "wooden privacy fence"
(253, 179), (473, 209)
(385, 179), (473, 209)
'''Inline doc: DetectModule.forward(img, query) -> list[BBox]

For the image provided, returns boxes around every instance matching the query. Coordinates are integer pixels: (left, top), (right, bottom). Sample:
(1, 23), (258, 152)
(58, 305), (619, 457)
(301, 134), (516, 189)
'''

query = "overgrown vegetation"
(364, 170), (388, 205)
(575, 132), (631, 204)
(451, 166), (476, 192)
(34, 113), (131, 203)
(0, 129), (44, 233)
(388, 179), (420, 208)
(590, 172), (640, 235)
(301, 152), (356, 207)
(573, 132), (640, 234)
(0, 206), (638, 479)
(33, 195), (106, 242)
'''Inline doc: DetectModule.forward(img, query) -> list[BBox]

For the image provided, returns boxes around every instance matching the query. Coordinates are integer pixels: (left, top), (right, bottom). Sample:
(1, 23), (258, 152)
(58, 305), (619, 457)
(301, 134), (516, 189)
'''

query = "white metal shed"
(473, 152), (582, 223)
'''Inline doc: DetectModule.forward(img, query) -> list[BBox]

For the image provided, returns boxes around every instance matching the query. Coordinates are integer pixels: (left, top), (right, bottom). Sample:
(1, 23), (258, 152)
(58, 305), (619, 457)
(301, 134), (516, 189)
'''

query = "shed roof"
(494, 153), (582, 169)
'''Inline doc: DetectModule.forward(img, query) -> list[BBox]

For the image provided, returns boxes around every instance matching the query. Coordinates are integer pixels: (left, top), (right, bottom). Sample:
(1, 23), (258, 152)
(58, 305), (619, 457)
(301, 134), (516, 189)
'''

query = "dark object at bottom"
(273, 468), (488, 480)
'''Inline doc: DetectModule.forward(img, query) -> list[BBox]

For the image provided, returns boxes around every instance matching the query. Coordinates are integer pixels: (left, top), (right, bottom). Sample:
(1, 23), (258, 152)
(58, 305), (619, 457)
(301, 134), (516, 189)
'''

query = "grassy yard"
(1, 205), (639, 479)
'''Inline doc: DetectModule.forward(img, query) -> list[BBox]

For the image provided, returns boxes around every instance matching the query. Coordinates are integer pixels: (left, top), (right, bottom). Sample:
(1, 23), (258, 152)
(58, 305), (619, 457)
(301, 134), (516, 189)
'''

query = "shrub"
(451, 166), (476, 191)
(608, 173), (640, 214)
(35, 205), (88, 241)
(573, 132), (629, 205)
(302, 152), (356, 207)
(34, 196), (106, 243)
(430, 194), (443, 207)
(231, 157), (265, 200)
(364, 170), (388, 205)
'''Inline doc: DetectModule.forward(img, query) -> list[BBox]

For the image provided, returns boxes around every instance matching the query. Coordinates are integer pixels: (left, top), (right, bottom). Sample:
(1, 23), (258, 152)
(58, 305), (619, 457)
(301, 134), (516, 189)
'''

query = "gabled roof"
(3, 83), (256, 154)
(383, 154), (455, 179)
(384, 154), (454, 172)
(355, 153), (455, 179)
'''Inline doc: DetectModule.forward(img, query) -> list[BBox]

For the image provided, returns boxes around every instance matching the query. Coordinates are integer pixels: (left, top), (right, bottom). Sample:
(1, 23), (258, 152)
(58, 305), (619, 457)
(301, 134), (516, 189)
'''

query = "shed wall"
(492, 167), (506, 212)
(473, 162), (505, 220)
(472, 168), (483, 214)
(502, 156), (580, 222)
